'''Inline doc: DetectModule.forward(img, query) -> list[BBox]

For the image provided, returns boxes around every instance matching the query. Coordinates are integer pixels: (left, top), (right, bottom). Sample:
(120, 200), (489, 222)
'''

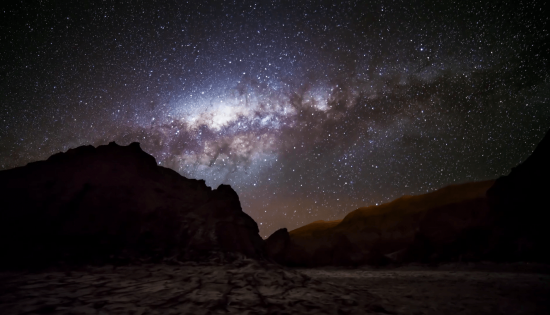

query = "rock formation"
(266, 128), (550, 267)
(264, 228), (291, 263)
(485, 128), (550, 262)
(0, 142), (265, 269)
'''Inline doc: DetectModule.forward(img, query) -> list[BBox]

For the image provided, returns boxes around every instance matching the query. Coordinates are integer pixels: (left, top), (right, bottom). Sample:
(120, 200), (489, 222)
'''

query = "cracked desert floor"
(1, 260), (549, 315)
(297, 263), (550, 315)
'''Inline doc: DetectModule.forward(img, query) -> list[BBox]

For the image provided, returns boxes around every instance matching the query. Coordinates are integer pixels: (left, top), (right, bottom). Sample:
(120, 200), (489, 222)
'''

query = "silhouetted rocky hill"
(0, 142), (265, 269)
(486, 128), (550, 262)
(266, 129), (550, 267)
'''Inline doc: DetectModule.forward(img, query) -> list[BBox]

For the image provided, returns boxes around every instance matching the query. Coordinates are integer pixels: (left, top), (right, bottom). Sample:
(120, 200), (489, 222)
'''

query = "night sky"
(1, 1), (549, 238)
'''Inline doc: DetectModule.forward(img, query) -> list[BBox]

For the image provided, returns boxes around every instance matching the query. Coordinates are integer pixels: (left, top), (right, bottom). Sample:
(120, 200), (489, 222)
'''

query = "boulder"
(0, 142), (266, 269)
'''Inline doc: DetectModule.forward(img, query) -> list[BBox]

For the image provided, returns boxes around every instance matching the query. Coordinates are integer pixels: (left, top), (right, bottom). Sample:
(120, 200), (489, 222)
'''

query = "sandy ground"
(1, 260), (549, 315)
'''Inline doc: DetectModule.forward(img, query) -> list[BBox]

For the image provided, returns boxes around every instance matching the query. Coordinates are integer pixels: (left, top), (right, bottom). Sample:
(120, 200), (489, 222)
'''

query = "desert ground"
(297, 263), (550, 315)
(1, 260), (549, 315)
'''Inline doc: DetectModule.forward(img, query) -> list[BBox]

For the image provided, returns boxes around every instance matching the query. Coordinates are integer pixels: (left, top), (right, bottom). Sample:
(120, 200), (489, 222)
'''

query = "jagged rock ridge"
(0, 142), (265, 268)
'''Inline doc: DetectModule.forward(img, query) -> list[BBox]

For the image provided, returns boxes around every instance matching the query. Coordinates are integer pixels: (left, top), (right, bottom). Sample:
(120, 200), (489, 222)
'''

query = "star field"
(1, 0), (549, 238)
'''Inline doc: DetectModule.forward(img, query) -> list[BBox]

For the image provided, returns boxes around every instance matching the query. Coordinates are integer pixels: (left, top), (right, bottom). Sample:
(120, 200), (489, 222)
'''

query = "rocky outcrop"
(264, 228), (291, 263)
(266, 129), (550, 267)
(0, 142), (265, 269)
(485, 128), (550, 262)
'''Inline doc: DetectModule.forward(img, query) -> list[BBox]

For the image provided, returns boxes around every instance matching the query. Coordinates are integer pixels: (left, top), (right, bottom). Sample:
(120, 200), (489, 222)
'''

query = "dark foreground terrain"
(1, 260), (549, 315)
(298, 263), (550, 315)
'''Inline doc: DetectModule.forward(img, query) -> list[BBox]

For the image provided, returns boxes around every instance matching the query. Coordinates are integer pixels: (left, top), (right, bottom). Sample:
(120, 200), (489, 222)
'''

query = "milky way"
(1, 1), (549, 237)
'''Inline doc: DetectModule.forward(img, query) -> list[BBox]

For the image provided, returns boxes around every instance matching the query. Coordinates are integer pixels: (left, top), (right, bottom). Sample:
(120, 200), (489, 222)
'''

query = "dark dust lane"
(298, 265), (550, 315)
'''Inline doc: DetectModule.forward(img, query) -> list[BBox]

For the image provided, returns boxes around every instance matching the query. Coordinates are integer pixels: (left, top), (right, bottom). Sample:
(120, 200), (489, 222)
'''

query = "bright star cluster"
(1, 1), (549, 237)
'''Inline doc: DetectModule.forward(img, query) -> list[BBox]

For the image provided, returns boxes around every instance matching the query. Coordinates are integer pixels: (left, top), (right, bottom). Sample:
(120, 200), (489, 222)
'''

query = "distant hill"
(290, 180), (494, 238)
(271, 180), (495, 267)
(266, 129), (550, 267)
